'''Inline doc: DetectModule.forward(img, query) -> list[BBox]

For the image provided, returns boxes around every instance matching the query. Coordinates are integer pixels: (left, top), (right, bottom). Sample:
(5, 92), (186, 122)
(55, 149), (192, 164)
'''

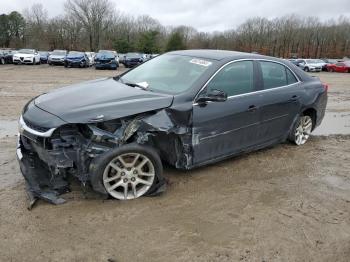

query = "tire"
(288, 115), (313, 146)
(304, 67), (310, 72)
(0, 58), (4, 65)
(89, 143), (164, 200)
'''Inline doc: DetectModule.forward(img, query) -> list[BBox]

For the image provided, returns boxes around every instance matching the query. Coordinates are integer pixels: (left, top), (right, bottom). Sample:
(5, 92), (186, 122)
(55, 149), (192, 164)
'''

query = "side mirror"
(196, 89), (228, 103)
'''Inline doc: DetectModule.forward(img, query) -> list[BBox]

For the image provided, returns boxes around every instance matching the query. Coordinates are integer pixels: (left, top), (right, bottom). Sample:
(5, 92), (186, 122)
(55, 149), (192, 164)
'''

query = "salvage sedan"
(17, 50), (327, 207)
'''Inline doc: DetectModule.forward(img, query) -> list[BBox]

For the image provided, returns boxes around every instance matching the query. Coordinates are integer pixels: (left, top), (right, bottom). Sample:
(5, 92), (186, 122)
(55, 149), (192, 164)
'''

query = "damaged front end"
(17, 109), (191, 209)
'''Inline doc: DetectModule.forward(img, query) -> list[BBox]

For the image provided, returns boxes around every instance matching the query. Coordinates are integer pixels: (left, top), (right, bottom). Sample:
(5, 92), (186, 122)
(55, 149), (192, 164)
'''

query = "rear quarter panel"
(299, 76), (327, 128)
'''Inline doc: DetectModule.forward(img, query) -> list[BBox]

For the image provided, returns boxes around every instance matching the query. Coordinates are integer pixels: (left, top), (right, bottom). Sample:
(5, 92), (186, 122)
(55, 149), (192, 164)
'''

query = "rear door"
(255, 61), (302, 143)
(192, 60), (262, 165)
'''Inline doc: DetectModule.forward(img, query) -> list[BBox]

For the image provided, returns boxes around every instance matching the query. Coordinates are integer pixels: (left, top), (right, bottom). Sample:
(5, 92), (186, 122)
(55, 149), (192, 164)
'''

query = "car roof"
(167, 49), (279, 61)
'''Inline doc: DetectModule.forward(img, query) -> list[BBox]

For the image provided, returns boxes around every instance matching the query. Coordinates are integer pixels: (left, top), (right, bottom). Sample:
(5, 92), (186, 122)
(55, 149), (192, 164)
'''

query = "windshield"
(18, 49), (35, 54)
(96, 52), (114, 59)
(314, 59), (324, 63)
(126, 53), (142, 59)
(67, 52), (84, 57)
(39, 52), (48, 55)
(52, 51), (66, 56)
(120, 54), (214, 94)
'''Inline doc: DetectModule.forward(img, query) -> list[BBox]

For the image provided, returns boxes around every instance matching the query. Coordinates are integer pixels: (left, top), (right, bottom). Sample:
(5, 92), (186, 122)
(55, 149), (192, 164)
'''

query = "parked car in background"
(311, 59), (328, 71)
(296, 59), (322, 72)
(39, 51), (50, 64)
(64, 51), (89, 68)
(17, 50), (327, 205)
(0, 51), (5, 64)
(123, 52), (144, 68)
(288, 59), (301, 66)
(85, 52), (95, 66)
(118, 53), (126, 64)
(1, 49), (17, 64)
(99, 50), (119, 63)
(95, 51), (118, 70)
(326, 61), (350, 73)
(48, 50), (67, 65)
(13, 49), (41, 65)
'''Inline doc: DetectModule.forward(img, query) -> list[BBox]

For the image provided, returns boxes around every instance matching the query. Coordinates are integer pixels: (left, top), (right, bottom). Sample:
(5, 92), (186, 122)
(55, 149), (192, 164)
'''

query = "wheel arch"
(302, 107), (317, 131)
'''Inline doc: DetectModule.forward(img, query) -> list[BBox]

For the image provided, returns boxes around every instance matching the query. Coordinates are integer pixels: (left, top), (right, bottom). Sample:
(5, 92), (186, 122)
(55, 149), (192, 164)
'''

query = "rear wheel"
(289, 115), (313, 146)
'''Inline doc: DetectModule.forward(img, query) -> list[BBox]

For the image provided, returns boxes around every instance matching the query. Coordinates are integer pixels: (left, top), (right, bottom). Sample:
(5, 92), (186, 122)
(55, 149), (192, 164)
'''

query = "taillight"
(322, 83), (329, 92)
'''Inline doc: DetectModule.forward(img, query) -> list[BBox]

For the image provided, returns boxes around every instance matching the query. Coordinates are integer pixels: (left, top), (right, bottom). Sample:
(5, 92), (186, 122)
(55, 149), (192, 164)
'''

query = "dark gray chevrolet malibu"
(17, 50), (327, 207)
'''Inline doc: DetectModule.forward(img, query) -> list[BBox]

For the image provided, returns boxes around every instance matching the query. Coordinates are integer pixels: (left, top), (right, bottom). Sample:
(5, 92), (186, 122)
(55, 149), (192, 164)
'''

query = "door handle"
(247, 105), (257, 112)
(289, 95), (299, 101)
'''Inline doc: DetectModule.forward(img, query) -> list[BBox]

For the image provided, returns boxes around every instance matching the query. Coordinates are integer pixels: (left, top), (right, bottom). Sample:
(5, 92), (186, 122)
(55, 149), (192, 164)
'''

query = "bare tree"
(64, 0), (114, 51)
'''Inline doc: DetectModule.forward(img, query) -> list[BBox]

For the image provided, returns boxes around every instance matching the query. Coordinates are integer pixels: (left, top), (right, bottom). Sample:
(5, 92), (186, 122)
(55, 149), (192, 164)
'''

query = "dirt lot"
(0, 65), (349, 261)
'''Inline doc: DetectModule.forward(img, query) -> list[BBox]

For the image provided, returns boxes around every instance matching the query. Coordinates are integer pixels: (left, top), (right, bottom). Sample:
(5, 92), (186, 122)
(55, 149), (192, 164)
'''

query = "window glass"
(206, 61), (254, 96)
(120, 54), (214, 94)
(260, 61), (288, 89)
(286, 68), (298, 85)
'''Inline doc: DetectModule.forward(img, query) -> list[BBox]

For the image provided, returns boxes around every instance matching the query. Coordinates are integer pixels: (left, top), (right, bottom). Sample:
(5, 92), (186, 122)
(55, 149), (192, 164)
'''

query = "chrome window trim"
(19, 115), (56, 137)
(193, 58), (301, 105)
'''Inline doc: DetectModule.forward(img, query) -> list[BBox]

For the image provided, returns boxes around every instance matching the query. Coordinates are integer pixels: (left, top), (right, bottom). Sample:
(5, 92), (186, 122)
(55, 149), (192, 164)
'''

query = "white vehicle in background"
(296, 59), (322, 72)
(13, 49), (41, 65)
(85, 52), (95, 66)
(312, 59), (328, 71)
(48, 50), (67, 65)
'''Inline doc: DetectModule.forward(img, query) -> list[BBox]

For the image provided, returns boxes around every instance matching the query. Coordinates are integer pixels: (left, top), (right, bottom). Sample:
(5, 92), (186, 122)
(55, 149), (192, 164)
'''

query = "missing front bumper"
(17, 135), (70, 209)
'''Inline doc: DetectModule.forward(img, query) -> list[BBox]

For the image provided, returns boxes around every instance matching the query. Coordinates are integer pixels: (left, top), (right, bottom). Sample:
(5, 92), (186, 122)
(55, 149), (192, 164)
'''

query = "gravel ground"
(0, 64), (349, 262)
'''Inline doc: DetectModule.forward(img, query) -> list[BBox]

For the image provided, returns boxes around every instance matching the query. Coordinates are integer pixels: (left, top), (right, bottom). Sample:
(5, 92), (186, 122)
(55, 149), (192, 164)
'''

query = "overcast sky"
(2, 0), (350, 31)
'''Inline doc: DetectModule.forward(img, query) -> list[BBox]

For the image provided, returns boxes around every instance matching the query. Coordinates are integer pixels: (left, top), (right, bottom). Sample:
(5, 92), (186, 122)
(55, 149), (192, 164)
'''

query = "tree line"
(0, 0), (349, 58)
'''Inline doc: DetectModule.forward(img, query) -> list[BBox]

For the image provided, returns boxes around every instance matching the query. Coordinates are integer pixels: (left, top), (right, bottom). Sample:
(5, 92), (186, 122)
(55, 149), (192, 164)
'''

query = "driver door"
(192, 60), (261, 165)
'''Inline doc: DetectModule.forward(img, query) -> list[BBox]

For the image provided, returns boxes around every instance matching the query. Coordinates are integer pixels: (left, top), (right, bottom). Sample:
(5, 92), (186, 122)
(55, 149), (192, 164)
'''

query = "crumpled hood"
(34, 78), (174, 123)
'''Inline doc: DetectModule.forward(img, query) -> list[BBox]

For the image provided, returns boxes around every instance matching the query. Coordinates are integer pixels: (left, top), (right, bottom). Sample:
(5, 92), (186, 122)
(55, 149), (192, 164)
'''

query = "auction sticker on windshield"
(190, 58), (212, 67)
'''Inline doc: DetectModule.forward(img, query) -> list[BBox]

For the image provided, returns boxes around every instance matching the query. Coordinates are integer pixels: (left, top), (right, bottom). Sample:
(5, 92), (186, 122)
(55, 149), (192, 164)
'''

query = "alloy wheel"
(102, 153), (155, 200)
(294, 116), (312, 145)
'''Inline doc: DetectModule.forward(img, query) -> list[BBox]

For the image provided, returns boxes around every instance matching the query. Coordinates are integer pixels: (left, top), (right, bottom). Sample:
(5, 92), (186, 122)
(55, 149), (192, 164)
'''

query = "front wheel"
(91, 144), (164, 200)
(304, 67), (310, 72)
(0, 58), (4, 64)
(289, 115), (313, 146)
